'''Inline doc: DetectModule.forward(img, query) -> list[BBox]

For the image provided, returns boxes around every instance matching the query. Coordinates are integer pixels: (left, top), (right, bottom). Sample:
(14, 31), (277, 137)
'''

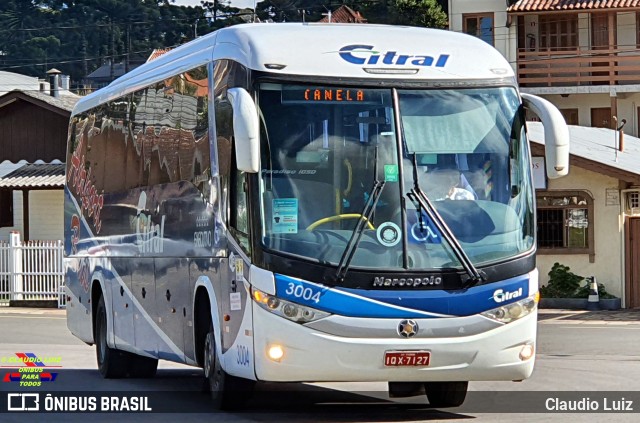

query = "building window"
(463, 14), (494, 45)
(537, 190), (595, 261)
(0, 189), (13, 227)
(539, 14), (578, 51)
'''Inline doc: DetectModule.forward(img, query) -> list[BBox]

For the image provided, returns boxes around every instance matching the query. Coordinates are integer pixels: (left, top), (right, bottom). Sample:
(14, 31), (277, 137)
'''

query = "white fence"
(0, 232), (65, 308)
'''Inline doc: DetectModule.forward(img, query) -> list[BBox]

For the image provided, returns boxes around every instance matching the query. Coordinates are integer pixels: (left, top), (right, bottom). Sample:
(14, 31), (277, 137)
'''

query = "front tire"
(203, 325), (254, 410)
(95, 296), (128, 378)
(424, 381), (468, 408)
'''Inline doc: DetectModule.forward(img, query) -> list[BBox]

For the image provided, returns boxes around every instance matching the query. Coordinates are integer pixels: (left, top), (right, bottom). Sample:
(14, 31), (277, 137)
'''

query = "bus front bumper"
(252, 304), (536, 383)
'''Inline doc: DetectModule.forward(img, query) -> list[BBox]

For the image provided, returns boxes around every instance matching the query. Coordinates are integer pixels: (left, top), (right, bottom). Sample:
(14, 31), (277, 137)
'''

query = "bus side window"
(231, 167), (250, 253)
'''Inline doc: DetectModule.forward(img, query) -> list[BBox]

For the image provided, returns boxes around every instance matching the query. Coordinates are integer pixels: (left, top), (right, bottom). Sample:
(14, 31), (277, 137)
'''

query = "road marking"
(557, 325), (640, 329)
(0, 315), (65, 320)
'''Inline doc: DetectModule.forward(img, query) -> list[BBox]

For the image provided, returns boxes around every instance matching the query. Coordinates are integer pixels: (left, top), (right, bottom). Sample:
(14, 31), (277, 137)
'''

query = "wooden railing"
(517, 48), (640, 87)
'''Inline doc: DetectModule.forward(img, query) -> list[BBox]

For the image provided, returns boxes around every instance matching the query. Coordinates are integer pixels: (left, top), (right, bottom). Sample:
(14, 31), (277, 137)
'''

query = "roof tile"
(0, 164), (65, 188)
(508, 0), (640, 12)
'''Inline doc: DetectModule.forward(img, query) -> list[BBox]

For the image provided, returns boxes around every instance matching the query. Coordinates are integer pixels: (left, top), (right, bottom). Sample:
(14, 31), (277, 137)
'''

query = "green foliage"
(0, 0), (220, 83)
(540, 263), (583, 298)
(574, 281), (616, 300)
(540, 262), (616, 299)
(0, 0), (449, 87)
(395, 0), (447, 29)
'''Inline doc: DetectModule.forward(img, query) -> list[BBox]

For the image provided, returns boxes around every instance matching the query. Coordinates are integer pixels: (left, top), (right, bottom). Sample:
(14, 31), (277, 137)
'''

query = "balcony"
(517, 48), (640, 88)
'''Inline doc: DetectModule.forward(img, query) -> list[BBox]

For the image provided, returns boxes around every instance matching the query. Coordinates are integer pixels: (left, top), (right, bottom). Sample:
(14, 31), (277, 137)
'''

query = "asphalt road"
(1, 308), (640, 422)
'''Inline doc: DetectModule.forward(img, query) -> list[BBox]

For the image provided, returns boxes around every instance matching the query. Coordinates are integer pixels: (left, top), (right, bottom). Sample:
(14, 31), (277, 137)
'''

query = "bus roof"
(73, 23), (515, 115)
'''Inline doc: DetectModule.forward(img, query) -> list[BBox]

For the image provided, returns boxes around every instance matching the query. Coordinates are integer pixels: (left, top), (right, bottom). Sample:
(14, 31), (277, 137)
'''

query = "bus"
(64, 23), (569, 409)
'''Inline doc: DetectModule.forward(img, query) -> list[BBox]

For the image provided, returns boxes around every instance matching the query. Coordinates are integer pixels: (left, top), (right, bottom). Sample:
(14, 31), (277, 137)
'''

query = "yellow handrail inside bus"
(306, 214), (375, 231)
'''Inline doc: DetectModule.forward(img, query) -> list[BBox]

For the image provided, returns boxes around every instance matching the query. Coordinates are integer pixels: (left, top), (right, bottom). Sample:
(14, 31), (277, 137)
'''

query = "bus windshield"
(257, 83), (534, 272)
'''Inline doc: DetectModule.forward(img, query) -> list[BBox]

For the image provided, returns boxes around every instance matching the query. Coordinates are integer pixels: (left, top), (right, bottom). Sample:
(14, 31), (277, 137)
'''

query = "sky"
(172, 0), (258, 10)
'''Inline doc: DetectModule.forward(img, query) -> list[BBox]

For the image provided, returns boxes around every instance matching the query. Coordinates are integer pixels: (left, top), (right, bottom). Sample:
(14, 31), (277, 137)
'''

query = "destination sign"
(281, 87), (381, 104)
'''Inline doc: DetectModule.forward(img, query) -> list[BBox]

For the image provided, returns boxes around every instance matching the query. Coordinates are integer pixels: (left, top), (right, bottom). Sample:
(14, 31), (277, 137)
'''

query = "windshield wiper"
(335, 147), (385, 283)
(407, 154), (485, 288)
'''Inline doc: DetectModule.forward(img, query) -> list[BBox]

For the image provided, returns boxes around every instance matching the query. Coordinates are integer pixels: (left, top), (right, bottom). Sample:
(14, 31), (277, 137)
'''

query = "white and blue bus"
(64, 23), (569, 409)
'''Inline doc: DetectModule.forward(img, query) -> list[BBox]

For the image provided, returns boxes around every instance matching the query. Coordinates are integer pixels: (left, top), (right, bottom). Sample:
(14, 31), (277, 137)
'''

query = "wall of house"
(538, 92), (640, 136)
(29, 190), (63, 241)
(448, 0), (517, 70)
(0, 100), (68, 163)
(0, 191), (24, 241)
(0, 190), (63, 242)
(537, 166), (624, 299)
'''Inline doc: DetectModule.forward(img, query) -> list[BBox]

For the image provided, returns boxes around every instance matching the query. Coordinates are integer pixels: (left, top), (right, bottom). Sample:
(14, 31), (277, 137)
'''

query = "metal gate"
(0, 232), (65, 308)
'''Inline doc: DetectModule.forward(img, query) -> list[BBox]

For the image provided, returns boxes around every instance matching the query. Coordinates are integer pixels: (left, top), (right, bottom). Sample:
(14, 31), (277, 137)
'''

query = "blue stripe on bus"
(274, 273), (530, 318)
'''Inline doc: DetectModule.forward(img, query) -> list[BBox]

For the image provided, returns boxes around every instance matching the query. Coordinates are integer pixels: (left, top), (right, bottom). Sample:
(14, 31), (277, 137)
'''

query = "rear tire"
(128, 354), (158, 378)
(95, 296), (128, 378)
(424, 381), (468, 408)
(203, 324), (254, 410)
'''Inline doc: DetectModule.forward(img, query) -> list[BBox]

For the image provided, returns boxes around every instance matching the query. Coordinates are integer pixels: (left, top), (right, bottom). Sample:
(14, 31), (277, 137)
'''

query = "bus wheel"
(128, 354), (158, 378)
(203, 325), (253, 410)
(95, 296), (128, 378)
(424, 381), (468, 408)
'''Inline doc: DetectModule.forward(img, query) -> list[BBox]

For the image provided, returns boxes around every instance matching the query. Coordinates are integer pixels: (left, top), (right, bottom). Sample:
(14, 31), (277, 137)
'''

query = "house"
(318, 5), (367, 23)
(84, 60), (142, 90)
(449, 0), (640, 131)
(527, 122), (640, 308)
(0, 71), (80, 242)
(449, 1), (640, 306)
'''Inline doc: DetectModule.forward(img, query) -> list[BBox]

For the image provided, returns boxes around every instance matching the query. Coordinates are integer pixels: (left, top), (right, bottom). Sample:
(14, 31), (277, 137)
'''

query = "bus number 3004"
(285, 283), (321, 304)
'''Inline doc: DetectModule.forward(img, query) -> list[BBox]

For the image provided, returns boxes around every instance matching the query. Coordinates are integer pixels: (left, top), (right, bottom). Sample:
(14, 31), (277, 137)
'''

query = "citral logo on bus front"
(492, 287), (523, 303)
(337, 45), (449, 67)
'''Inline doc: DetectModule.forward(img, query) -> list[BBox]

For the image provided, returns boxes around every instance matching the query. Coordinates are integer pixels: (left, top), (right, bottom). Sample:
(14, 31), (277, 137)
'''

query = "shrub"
(539, 263), (583, 298)
(539, 262), (617, 299)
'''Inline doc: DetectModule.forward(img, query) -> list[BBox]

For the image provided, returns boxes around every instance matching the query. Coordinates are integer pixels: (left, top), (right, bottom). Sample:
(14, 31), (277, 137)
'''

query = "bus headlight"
(252, 288), (330, 323)
(480, 293), (538, 324)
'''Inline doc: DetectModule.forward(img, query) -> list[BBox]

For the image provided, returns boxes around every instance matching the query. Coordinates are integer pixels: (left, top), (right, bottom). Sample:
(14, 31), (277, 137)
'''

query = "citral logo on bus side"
(338, 45), (449, 67)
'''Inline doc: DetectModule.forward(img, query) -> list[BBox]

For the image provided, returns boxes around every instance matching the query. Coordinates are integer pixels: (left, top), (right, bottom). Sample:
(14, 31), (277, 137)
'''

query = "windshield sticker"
(272, 198), (299, 234)
(384, 164), (398, 182)
(376, 222), (402, 247)
(408, 212), (442, 244)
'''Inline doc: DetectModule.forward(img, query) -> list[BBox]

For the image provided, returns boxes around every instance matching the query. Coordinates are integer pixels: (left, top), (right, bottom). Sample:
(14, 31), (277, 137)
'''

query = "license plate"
(384, 351), (431, 367)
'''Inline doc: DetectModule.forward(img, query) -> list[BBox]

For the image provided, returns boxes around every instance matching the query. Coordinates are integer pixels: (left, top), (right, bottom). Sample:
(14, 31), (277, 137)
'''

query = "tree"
(394, 0), (447, 28)
(0, 0), (449, 88)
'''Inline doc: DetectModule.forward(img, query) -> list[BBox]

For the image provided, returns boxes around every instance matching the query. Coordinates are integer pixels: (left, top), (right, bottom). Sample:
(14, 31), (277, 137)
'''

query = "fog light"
(519, 343), (535, 361)
(267, 345), (284, 362)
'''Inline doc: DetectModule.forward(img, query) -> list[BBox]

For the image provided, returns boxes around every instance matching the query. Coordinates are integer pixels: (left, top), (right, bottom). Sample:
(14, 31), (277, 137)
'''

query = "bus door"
(219, 163), (253, 374)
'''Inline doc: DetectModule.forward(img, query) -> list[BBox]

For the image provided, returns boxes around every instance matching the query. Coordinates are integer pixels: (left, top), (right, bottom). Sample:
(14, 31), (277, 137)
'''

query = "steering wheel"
(306, 214), (375, 231)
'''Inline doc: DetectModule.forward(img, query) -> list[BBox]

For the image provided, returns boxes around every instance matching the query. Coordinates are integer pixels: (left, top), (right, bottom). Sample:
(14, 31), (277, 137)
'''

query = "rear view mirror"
(227, 87), (260, 173)
(521, 93), (569, 179)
